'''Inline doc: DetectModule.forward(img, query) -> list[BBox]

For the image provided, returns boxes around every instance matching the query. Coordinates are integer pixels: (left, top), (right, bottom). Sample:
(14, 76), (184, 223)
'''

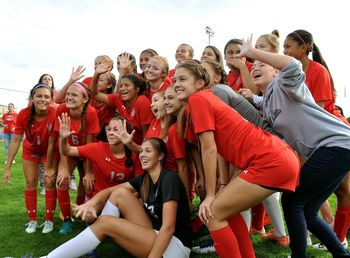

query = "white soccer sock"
(263, 192), (286, 237)
(100, 199), (120, 217)
(47, 227), (101, 258)
(240, 209), (251, 230)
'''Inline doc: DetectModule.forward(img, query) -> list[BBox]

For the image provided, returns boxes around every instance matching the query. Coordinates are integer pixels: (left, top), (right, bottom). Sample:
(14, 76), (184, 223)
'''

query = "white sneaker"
(313, 239), (348, 251)
(69, 179), (77, 191)
(306, 235), (313, 247)
(41, 221), (54, 234)
(25, 221), (38, 233)
(40, 187), (45, 196)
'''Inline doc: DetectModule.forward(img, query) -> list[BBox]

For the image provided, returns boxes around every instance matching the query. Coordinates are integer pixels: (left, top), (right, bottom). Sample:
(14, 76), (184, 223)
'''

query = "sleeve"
(188, 95), (215, 134)
(14, 111), (25, 136)
(86, 106), (100, 135)
(277, 58), (312, 103)
(160, 171), (182, 202)
(167, 125), (186, 159)
(128, 174), (144, 194)
(54, 104), (65, 132)
(308, 65), (332, 102)
(106, 94), (120, 109)
(135, 96), (154, 126)
(77, 142), (99, 159)
(212, 87), (230, 105)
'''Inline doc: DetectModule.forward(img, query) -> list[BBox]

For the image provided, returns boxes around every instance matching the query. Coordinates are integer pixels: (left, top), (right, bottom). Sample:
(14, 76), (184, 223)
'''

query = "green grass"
(0, 141), (344, 257)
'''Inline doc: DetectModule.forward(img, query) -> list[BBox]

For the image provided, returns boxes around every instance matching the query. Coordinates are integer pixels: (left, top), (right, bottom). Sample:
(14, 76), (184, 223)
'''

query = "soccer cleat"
(41, 221), (54, 234)
(25, 221), (38, 234)
(250, 226), (266, 234)
(261, 232), (290, 247)
(59, 220), (74, 235)
(191, 238), (216, 254)
(306, 234), (313, 246)
(313, 238), (348, 251)
(84, 249), (99, 258)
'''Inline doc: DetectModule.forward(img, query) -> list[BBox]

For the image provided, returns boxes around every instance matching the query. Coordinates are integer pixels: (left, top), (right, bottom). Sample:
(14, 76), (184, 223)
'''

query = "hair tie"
(72, 82), (89, 98)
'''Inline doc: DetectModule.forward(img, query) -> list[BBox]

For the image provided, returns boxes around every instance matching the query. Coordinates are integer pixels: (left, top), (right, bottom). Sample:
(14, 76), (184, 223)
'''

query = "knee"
(44, 174), (56, 189)
(335, 178), (350, 199)
(109, 187), (133, 205)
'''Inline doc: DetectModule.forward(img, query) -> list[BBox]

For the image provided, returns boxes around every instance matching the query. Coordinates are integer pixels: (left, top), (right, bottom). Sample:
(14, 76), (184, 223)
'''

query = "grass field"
(0, 141), (344, 257)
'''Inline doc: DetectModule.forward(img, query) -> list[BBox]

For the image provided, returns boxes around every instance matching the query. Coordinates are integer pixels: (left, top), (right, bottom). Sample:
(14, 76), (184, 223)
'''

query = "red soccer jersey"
(90, 99), (115, 125)
(168, 69), (175, 82)
(145, 119), (186, 172)
(107, 94), (154, 144)
(54, 104), (100, 146)
(306, 60), (349, 124)
(187, 90), (290, 169)
(2, 112), (18, 134)
(15, 107), (56, 154)
(77, 142), (137, 195)
(227, 61), (253, 91)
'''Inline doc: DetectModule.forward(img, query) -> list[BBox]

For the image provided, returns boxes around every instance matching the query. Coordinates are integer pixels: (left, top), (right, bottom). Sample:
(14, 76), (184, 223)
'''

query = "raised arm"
(237, 35), (293, 70)
(90, 61), (113, 105)
(54, 66), (86, 103)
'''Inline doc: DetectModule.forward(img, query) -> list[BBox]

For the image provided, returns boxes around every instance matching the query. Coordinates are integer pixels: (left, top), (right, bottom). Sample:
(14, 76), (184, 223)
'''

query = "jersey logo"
(47, 123), (52, 131)
(242, 170), (248, 174)
(105, 157), (111, 162)
(131, 109), (136, 117)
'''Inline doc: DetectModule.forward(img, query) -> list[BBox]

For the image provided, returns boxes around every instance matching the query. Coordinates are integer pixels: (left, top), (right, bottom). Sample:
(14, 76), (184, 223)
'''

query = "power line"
(0, 87), (28, 94)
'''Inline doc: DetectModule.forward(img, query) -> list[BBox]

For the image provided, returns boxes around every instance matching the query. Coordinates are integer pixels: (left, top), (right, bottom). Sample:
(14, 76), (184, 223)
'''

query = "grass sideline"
(0, 141), (342, 257)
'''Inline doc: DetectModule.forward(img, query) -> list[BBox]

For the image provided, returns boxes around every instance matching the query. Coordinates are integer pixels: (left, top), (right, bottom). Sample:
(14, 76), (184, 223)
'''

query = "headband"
(72, 82), (89, 98)
(293, 31), (307, 45)
(31, 83), (51, 95)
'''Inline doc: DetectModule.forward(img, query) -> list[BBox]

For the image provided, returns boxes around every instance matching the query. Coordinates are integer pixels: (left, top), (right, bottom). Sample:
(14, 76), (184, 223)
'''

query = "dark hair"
(27, 83), (53, 139)
(202, 60), (227, 85)
(286, 29), (335, 93)
(175, 60), (211, 89)
(118, 53), (137, 74)
(224, 39), (243, 55)
(120, 73), (146, 96)
(140, 48), (158, 56)
(38, 74), (55, 90)
(203, 45), (224, 66)
(140, 137), (167, 203)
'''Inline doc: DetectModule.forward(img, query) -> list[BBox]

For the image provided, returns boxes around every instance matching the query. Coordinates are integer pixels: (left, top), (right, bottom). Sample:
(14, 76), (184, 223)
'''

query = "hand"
(226, 56), (245, 69)
(198, 195), (215, 224)
(95, 60), (113, 75)
(235, 34), (254, 58)
(2, 169), (12, 190)
(116, 119), (135, 145)
(73, 202), (98, 222)
(56, 171), (70, 186)
(238, 88), (254, 101)
(195, 177), (205, 199)
(70, 66), (86, 82)
(118, 52), (133, 73)
(58, 113), (75, 139)
(83, 172), (95, 193)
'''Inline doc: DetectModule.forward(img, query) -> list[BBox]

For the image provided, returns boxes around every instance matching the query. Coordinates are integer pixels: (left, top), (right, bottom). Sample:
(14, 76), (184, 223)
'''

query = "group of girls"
(2, 28), (350, 258)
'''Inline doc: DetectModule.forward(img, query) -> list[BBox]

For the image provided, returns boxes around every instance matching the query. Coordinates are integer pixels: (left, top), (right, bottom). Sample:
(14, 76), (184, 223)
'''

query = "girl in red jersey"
(1, 103), (18, 163)
(139, 48), (158, 79)
(91, 63), (154, 147)
(224, 39), (258, 94)
(168, 43), (194, 81)
(54, 82), (100, 235)
(144, 56), (172, 100)
(284, 29), (350, 250)
(2, 84), (58, 234)
(58, 113), (138, 196)
(173, 60), (300, 258)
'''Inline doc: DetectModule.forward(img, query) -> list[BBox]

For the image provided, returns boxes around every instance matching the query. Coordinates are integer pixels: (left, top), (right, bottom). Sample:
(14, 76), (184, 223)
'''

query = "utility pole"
(205, 26), (214, 45)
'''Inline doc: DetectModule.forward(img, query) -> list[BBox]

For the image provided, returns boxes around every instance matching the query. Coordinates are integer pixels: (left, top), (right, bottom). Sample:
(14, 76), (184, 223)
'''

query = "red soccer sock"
(251, 203), (265, 230)
(45, 189), (57, 221)
(227, 214), (256, 258)
(334, 205), (350, 242)
(210, 225), (241, 258)
(57, 189), (71, 220)
(25, 189), (37, 221)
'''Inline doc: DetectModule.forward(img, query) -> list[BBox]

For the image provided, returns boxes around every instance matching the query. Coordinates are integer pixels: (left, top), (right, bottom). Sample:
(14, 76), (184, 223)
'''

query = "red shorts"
(22, 146), (60, 163)
(239, 146), (300, 192)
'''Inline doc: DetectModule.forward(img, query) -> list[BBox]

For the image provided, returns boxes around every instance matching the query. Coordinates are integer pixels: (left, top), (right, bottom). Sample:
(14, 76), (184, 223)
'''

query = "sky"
(1, 0), (349, 116)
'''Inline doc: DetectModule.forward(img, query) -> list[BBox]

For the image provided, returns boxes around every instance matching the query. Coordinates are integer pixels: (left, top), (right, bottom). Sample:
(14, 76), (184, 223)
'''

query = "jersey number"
(109, 172), (125, 182)
(71, 135), (80, 145)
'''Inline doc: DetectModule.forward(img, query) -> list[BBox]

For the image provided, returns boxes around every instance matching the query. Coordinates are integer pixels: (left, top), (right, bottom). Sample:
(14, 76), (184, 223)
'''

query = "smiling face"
(174, 67), (203, 101)
(139, 140), (163, 171)
(283, 37), (306, 60)
(175, 44), (192, 63)
(118, 78), (138, 102)
(150, 92), (166, 120)
(105, 119), (122, 145)
(145, 58), (163, 82)
(32, 88), (52, 112)
(164, 87), (182, 115)
(139, 52), (153, 72)
(251, 61), (278, 92)
(224, 43), (246, 68)
(97, 73), (113, 93)
(201, 47), (216, 62)
(65, 85), (88, 109)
